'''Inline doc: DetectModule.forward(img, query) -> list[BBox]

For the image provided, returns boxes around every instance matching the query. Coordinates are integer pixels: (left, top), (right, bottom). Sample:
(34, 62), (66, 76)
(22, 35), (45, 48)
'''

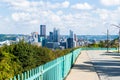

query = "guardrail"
(82, 47), (117, 50)
(10, 48), (82, 80)
(10, 48), (117, 80)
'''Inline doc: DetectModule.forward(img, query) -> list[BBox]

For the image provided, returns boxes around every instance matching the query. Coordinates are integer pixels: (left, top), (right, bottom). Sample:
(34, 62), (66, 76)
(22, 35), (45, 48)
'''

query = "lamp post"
(107, 29), (109, 52)
(103, 29), (109, 52)
(111, 24), (120, 53)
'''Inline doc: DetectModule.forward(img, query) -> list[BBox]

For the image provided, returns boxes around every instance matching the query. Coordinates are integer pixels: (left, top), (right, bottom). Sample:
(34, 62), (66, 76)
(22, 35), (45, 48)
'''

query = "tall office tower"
(67, 38), (74, 48)
(74, 34), (77, 41)
(40, 25), (46, 37)
(53, 28), (60, 42)
(67, 30), (74, 48)
(70, 30), (74, 39)
(49, 32), (54, 42)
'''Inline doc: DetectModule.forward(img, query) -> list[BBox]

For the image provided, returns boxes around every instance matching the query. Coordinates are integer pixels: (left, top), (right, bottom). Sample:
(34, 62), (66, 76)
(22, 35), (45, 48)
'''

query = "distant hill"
(0, 34), (23, 41)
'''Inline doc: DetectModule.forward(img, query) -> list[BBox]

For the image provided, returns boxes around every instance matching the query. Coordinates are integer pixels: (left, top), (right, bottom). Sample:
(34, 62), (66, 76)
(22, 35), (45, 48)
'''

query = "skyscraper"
(67, 30), (74, 48)
(49, 32), (54, 42)
(67, 38), (74, 48)
(40, 25), (46, 37)
(70, 30), (74, 39)
(53, 28), (60, 42)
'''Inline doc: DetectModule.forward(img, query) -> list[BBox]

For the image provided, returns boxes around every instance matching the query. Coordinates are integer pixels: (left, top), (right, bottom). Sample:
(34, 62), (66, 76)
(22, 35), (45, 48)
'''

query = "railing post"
(14, 76), (16, 80)
(41, 65), (43, 80)
(62, 56), (65, 78)
(24, 72), (26, 79)
(17, 74), (20, 80)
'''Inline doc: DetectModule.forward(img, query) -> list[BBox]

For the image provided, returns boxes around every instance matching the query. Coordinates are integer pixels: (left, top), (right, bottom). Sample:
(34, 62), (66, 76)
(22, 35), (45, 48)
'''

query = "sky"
(0, 0), (120, 35)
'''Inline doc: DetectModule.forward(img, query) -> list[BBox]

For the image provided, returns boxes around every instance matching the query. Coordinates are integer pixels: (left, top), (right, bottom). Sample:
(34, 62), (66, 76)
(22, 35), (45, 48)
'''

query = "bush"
(0, 41), (76, 79)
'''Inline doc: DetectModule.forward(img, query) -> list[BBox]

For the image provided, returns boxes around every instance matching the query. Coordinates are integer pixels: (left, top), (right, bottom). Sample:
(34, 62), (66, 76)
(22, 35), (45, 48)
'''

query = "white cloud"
(56, 10), (63, 15)
(101, 0), (120, 6)
(62, 1), (70, 8)
(0, 0), (120, 35)
(95, 9), (110, 20)
(29, 20), (39, 24)
(50, 14), (61, 22)
(95, 8), (120, 23)
(11, 1), (30, 8)
(46, 1), (70, 9)
(12, 12), (31, 21)
(71, 3), (93, 10)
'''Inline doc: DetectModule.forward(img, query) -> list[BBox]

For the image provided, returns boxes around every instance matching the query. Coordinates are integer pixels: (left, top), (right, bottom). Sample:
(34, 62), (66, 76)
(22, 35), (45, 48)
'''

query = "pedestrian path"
(87, 50), (120, 80)
(65, 51), (99, 80)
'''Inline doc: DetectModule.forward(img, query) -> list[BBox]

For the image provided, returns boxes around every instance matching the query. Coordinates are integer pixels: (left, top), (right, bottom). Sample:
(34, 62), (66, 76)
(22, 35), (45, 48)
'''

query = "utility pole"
(107, 29), (109, 52)
(118, 29), (120, 53)
(111, 24), (120, 53)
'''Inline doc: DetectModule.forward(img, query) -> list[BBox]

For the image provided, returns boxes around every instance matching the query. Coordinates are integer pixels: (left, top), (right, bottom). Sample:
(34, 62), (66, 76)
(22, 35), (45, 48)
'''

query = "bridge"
(10, 48), (120, 80)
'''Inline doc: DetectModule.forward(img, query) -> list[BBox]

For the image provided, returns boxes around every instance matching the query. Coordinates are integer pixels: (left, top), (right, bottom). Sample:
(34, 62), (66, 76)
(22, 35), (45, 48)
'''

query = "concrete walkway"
(65, 51), (99, 80)
(87, 50), (120, 80)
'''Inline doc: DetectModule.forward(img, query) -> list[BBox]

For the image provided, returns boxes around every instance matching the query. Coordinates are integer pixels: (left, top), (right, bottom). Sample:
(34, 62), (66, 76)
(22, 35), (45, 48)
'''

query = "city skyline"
(0, 0), (120, 35)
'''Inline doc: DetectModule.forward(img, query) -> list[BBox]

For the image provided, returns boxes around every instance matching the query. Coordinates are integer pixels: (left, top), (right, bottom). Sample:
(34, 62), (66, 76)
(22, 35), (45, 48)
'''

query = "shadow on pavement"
(72, 61), (96, 72)
(85, 60), (120, 77)
(73, 59), (120, 77)
(101, 52), (120, 56)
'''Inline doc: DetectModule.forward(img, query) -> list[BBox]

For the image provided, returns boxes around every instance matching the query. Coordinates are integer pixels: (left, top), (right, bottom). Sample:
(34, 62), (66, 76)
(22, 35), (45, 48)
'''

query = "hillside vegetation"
(0, 41), (74, 79)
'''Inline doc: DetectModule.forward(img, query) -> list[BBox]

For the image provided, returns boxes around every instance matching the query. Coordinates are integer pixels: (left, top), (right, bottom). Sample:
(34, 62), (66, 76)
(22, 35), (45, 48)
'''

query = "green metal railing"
(10, 48), (117, 80)
(10, 48), (82, 80)
(82, 47), (117, 50)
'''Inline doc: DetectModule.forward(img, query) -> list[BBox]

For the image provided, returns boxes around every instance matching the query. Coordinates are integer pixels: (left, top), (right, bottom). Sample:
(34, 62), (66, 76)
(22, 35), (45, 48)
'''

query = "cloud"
(94, 8), (120, 23)
(0, 0), (120, 35)
(56, 10), (63, 15)
(71, 3), (93, 10)
(12, 12), (31, 21)
(100, 0), (120, 6)
(62, 1), (70, 8)
(94, 9), (110, 20)
(11, 0), (30, 8)
(29, 20), (39, 24)
(2, 0), (70, 11)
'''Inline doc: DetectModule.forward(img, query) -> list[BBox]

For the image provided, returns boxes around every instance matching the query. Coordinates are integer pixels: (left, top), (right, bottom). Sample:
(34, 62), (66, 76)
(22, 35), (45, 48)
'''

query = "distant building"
(40, 25), (46, 37)
(66, 30), (75, 48)
(31, 32), (38, 43)
(39, 37), (47, 47)
(70, 30), (74, 39)
(67, 38), (74, 48)
(46, 42), (60, 49)
(74, 34), (77, 41)
(49, 32), (54, 42)
(46, 42), (54, 49)
(60, 41), (67, 49)
(53, 28), (60, 42)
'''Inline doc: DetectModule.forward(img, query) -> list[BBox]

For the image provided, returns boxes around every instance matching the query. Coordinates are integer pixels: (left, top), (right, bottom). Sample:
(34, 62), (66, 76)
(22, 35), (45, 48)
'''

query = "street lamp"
(111, 24), (120, 53)
(102, 29), (109, 52)
(107, 29), (109, 52)
(103, 22), (109, 52)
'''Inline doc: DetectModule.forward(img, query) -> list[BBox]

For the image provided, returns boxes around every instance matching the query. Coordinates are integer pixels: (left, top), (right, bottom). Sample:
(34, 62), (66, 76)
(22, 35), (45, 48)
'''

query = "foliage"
(0, 51), (22, 80)
(0, 40), (74, 79)
(88, 37), (119, 48)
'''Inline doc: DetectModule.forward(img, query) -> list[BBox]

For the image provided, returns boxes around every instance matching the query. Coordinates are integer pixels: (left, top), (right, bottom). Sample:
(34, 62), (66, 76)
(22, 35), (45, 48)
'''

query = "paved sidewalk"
(65, 51), (99, 80)
(87, 50), (120, 80)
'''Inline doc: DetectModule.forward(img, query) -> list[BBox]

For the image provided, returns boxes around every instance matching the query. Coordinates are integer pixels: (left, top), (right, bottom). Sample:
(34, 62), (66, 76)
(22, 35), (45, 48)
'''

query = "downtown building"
(67, 30), (77, 48)
(39, 25), (47, 47)
(40, 25), (46, 37)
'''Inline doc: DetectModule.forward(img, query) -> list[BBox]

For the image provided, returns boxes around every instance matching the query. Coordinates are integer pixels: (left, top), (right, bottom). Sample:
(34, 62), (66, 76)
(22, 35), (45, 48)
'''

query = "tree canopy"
(0, 41), (74, 79)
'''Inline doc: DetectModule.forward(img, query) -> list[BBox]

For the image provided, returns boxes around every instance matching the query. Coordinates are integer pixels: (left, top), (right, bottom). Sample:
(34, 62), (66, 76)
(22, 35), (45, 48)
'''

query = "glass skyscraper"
(53, 28), (60, 42)
(40, 25), (46, 37)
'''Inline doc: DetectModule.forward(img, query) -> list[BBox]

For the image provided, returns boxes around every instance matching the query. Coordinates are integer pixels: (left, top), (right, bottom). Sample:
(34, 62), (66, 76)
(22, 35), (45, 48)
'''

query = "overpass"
(10, 48), (117, 80)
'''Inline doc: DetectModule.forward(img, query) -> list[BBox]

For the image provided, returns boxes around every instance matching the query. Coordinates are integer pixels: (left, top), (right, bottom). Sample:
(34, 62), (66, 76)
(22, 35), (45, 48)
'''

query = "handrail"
(10, 48), (116, 80)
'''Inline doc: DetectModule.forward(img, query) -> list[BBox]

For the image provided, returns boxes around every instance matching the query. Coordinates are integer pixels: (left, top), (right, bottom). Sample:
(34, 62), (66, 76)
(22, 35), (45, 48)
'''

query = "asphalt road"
(87, 50), (120, 80)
